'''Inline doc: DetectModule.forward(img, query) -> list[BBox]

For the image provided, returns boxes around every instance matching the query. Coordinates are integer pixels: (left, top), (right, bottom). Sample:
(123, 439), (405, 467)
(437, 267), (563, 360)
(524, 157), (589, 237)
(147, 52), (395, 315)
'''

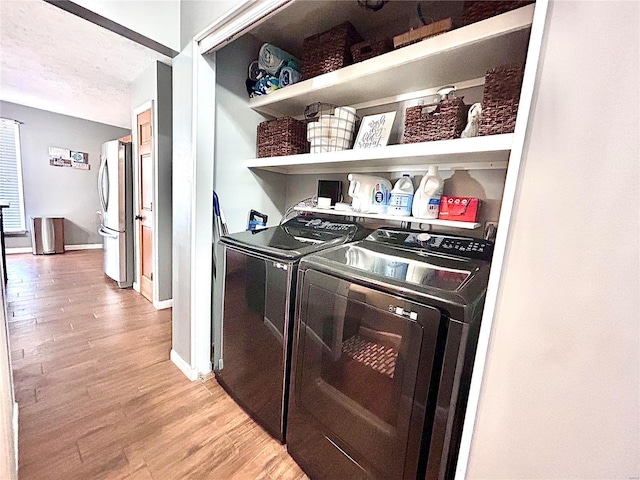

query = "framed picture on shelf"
(353, 111), (396, 149)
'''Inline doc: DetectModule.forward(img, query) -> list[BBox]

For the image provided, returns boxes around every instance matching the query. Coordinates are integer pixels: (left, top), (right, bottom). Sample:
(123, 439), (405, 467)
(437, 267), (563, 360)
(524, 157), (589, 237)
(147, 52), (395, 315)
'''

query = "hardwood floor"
(5, 250), (307, 480)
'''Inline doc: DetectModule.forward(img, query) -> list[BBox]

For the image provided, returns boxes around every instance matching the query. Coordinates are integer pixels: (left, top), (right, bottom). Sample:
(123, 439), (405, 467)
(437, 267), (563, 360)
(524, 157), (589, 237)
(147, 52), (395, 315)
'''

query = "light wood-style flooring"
(6, 250), (307, 480)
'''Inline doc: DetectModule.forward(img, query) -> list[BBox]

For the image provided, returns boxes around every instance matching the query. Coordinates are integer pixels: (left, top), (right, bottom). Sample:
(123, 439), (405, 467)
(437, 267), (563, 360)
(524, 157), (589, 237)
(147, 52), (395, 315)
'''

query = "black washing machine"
(216, 216), (371, 443)
(287, 228), (493, 479)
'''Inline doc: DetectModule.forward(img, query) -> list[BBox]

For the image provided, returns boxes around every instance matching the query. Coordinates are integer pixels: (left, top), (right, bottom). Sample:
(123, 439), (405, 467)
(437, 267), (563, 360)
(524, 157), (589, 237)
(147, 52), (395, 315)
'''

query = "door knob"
(135, 215), (143, 221)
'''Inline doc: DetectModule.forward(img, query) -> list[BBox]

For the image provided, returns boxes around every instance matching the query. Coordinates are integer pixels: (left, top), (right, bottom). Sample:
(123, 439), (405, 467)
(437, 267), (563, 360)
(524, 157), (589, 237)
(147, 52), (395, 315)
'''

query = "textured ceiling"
(0, 0), (172, 129)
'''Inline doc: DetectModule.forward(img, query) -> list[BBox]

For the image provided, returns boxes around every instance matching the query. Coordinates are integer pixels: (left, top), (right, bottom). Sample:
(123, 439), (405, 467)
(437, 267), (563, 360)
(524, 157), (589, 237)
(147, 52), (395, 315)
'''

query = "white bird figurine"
(461, 102), (482, 138)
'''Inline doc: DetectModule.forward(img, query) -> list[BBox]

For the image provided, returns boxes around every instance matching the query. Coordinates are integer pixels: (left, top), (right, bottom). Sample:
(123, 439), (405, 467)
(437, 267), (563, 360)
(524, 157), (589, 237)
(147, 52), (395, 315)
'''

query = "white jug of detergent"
(347, 174), (391, 214)
(412, 166), (443, 219)
(388, 174), (414, 216)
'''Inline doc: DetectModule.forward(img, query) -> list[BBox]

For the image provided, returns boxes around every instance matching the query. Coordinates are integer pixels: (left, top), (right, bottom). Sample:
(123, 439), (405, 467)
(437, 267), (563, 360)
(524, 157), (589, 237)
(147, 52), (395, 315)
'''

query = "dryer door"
(288, 269), (445, 480)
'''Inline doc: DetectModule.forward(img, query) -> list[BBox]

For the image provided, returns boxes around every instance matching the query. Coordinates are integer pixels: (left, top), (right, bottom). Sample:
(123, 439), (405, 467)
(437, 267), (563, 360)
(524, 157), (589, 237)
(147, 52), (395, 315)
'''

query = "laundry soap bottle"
(412, 166), (443, 219)
(388, 174), (414, 216)
(347, 174), (392, 214)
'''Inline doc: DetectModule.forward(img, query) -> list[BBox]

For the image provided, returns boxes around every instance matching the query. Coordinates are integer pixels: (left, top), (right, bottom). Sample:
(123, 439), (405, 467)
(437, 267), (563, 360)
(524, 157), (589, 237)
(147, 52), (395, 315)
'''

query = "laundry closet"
(195, 1), (547, 478)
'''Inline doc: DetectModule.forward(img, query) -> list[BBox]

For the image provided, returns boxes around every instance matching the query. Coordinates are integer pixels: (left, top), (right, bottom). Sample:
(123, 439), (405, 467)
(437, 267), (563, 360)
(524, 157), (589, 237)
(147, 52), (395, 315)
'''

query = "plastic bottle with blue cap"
(412, 166), (443, 219)
(388, 174), (414, 216)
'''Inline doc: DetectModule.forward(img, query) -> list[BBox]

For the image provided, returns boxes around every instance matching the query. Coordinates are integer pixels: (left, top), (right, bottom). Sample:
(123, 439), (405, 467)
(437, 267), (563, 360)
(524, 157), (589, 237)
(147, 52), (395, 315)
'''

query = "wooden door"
(136, 109), (153, 302)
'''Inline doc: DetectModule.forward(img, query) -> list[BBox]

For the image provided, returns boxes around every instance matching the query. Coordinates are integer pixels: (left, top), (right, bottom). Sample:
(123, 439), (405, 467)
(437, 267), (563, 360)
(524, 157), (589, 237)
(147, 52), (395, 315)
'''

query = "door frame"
(190, 1), (549, 478)
(132, 100), (157, 304)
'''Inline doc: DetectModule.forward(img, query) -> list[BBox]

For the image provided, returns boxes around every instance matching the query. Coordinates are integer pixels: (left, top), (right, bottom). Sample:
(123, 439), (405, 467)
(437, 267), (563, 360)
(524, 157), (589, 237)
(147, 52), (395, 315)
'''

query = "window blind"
(0, 118), (26, 233)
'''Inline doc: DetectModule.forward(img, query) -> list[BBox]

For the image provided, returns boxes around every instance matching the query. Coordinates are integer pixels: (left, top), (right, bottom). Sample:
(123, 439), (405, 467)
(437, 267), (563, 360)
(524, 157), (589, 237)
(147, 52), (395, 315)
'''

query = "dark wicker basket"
(350, 37), (392, 63)
(403, 98), (469, 143)
(257, 117), (309, 158)
(302, 22), (363, 80)
(478, 65), (524, 136)
(463, 0), (535, 25)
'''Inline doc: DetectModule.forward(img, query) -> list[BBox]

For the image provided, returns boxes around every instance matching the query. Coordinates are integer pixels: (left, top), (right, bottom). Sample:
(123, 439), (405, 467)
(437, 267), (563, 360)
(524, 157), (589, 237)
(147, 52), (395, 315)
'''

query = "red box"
(438, 197), (481, 222)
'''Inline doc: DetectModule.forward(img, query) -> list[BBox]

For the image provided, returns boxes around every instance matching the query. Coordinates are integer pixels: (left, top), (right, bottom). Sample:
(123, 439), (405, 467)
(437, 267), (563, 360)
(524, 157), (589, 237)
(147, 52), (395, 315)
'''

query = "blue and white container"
(388, 174), (414, 216)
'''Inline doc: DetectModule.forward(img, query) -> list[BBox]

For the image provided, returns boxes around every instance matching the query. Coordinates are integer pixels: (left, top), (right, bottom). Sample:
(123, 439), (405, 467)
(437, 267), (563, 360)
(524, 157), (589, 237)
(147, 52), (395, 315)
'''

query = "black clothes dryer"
(287, 228), (493, 479)
(216, 216), (371, 443)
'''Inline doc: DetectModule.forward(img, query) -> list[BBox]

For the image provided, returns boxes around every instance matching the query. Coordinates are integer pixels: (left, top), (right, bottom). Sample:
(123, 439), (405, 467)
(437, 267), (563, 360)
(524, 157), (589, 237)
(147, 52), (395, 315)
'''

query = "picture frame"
(353, 111), (396, 149)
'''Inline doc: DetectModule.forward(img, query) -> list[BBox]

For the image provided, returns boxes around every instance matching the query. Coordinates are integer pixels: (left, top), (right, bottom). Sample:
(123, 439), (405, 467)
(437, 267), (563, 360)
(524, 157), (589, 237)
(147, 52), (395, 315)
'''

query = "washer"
(287, 228), (493, 479)
(216, 216), (371, 443)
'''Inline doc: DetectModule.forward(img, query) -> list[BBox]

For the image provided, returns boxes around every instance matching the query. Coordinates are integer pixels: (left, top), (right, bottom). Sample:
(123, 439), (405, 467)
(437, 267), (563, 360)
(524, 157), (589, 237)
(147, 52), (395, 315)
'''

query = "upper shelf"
(246, 134), (512, 174)
(249, 4), (535, 117)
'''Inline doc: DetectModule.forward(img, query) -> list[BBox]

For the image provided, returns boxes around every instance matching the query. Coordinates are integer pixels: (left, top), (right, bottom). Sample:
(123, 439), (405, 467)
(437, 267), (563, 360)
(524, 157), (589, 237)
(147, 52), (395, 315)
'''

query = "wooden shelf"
(246, 134), (512, 174)
(249, 4), (534, 117)
(294, 206), (482, 230)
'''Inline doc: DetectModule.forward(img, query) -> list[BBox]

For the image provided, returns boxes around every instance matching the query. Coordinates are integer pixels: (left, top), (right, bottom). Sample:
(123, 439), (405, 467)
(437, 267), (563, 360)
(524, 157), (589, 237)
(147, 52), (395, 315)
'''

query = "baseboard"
(154, 298), (173, 310)
(5, 247), (31, 254)
(170, 349), (198, 381)
(133, 282), (140, 293)
(12, 402), (18, 478)
(6, 244), (102, 254)
(66, 244), (102, 251)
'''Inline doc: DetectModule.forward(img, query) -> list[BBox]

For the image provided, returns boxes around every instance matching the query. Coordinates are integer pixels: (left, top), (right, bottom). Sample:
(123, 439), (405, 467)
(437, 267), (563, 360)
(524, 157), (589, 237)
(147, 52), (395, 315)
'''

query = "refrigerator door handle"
(98, 156), (109, 212)
(98, 226), (118, 239)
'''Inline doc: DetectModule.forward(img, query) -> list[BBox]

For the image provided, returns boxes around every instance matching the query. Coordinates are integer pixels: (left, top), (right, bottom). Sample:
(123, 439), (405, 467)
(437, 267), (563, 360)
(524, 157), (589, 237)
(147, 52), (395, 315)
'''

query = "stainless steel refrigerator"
(98, 140), (133, 288)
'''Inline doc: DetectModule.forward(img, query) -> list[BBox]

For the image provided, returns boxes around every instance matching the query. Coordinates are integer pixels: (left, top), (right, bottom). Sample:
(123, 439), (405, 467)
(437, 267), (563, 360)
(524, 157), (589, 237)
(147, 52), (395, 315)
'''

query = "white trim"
(189, 39), (199, 371)
(153, 298), (172, 310)
(170, 349), (198, 381)
(132, 100), (155, 304)
(12, 402), (18, 472)
(196, 0), (292, 54)
(189, 47), (215, 376)
(65, 243), (102, 251)
(5, 247), (31, 254)
(454, 0), (550, 478)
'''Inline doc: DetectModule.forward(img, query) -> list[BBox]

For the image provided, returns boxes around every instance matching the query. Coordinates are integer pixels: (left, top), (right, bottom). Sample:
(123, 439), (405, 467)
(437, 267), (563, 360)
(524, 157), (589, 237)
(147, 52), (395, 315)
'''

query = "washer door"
(289, 269), (444, 480)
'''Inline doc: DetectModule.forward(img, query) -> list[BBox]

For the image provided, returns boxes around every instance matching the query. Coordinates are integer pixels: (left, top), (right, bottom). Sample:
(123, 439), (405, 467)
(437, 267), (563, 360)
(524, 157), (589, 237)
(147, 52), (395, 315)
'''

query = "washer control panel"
(416, 233), (493, 260)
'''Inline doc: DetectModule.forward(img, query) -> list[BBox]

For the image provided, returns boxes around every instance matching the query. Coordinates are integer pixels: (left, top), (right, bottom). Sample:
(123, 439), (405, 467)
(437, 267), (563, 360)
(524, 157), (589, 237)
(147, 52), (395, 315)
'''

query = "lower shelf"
(294, 206), (482, 230)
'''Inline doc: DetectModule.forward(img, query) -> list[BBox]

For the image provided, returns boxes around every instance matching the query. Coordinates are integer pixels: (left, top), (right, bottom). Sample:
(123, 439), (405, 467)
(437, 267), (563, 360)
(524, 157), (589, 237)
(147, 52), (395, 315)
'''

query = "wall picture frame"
(353, 111), (396, 149)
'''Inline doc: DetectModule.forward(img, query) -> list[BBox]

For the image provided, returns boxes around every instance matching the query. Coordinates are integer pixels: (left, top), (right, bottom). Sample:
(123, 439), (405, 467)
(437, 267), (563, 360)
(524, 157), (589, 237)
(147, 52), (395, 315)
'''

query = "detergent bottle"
(387, 174), (414, 216)
(412, 166), (443, 219)
(347, 174), (392, 214)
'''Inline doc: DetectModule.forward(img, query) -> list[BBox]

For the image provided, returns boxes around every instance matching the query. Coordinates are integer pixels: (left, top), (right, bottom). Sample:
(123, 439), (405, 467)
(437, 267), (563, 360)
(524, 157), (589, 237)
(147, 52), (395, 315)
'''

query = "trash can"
(31, 217), (65, 255)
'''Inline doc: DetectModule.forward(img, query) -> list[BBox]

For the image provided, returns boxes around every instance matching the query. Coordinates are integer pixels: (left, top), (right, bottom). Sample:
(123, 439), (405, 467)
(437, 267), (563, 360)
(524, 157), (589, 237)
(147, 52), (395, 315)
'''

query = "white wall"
(132, 61), (173, 304)
(466, 1), (639, 477)
(214, 34), (287, 234)
(171, 42), (195, 366)
(1, 101), (129, 249)
(72, 0), (180, 52)
(180, 0), (240, 50)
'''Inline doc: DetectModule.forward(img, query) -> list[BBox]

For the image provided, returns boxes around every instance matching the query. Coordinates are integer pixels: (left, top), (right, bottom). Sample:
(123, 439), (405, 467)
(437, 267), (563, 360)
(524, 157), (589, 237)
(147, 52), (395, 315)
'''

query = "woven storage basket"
(302, 22), (363, 80)
(478, 65), (524, 136)
(257, 117), (308, 158)
(350, 37), (392, 63)
(403, 98), (469, 143)
(463, 0), (534, 25)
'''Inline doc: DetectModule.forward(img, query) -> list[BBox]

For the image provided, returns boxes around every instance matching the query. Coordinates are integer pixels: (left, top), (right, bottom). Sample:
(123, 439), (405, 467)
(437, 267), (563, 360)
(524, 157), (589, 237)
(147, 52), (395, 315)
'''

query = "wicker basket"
(302, 22), (363, 80)
(403, 98), (469, 143)
(463, 0), (535, 25)
(478, 65), (524, 136)
(350, 37), (392, 63)
(257, 117), (308, 158)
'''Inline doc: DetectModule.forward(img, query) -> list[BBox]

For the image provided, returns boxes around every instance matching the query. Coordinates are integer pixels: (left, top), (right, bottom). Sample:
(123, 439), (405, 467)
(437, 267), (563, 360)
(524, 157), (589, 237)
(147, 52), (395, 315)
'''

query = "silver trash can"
(31, 217), (65, 255)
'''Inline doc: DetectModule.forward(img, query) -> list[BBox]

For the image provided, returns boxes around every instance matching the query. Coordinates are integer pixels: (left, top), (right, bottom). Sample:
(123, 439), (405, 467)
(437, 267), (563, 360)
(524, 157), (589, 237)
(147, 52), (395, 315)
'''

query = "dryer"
(287, 228), (493, 479)
(216, 216), (370, 443)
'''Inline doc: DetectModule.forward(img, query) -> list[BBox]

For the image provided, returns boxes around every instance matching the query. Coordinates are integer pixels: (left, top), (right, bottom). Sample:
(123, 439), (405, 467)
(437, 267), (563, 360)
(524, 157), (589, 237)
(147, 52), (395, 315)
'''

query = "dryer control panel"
(365, 229), (494, 261)
(415, 233), (494, 261)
